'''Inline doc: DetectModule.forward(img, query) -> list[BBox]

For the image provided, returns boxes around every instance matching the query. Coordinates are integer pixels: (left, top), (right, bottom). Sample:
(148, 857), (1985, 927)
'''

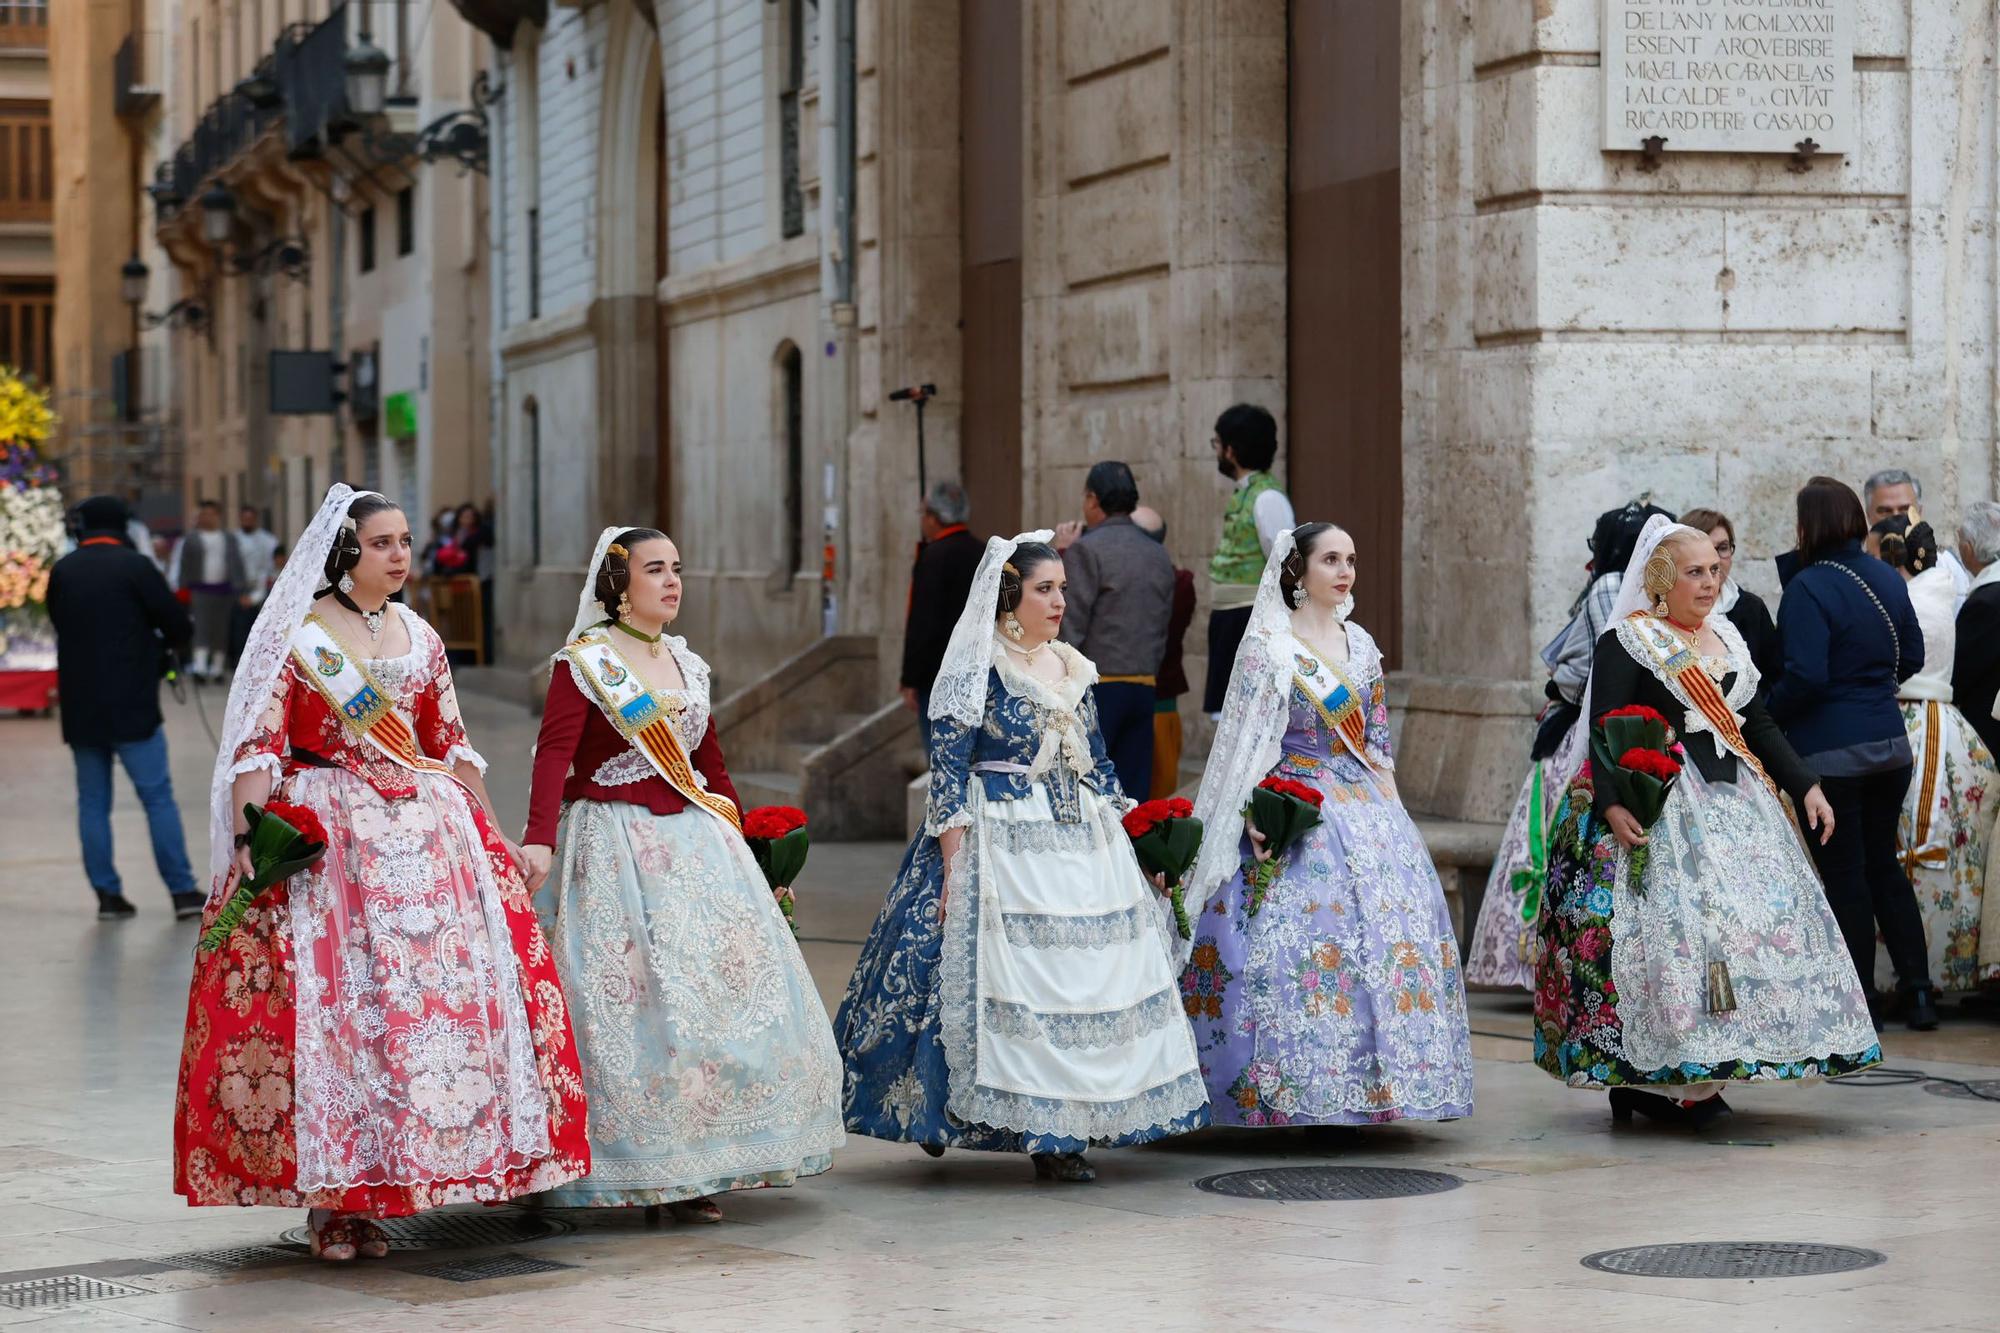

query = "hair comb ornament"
(1002, 562), (1019, 576)
(607, 543), (629, 559)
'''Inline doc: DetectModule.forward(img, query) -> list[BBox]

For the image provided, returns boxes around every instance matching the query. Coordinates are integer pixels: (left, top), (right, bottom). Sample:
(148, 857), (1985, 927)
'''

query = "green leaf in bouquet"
(766, 827), (811, 888)
(1619, 769), (1672, 829)
(1600, 714), (1668, 760)
(1161, 816), (1204, 879)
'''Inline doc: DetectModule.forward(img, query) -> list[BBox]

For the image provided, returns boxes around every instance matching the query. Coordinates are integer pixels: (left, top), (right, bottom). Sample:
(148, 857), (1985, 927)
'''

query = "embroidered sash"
(1291, 641), (1371, 764)
(561, 633), (742, 831)
(1621, 614), (1782, 801)
(1902, 700), (1948, 873)
(291, 616), (455, 778)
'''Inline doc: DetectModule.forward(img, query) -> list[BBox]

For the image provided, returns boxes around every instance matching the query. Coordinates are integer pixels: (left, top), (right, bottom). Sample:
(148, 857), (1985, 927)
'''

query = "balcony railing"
(278, 6), (353, 156)
(0, 0), (48, 50)
(170, 90), (282, 204)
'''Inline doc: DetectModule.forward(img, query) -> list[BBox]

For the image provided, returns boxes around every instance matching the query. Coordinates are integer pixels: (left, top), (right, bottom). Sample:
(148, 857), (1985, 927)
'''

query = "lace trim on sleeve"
(442, 743), (489, 774)
(226, 752), (284, 783)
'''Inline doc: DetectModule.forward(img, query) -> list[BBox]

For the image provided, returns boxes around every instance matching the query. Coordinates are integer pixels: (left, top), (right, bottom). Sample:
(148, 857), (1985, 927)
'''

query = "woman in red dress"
(173, 486), (590, 1260)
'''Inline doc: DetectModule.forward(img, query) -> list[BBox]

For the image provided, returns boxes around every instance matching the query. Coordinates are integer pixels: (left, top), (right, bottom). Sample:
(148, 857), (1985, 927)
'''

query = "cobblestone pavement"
(1, 689), (1998, 1330)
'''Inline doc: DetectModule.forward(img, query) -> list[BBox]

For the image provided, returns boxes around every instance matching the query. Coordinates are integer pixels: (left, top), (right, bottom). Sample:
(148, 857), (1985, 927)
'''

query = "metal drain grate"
(1924, 1078), (2000, 1102)
(408, 1253), (578, 1284)
(1582, 1242), (1886, 1279)
(0, 1275), (151, 1312)
(277, 1209), (571, 1252)
(1194, 1165), (1464, 1202)
(159, 1244), (308, 1275)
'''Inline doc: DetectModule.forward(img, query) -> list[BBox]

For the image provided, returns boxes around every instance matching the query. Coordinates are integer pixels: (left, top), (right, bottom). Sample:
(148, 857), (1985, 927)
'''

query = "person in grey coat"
(171, 499), (247, 682)
(1055, 461), (1175, 798)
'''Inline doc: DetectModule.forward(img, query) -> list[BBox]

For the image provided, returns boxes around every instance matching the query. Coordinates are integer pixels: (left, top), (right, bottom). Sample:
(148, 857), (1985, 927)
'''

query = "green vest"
(1210, 471), (1283, 586)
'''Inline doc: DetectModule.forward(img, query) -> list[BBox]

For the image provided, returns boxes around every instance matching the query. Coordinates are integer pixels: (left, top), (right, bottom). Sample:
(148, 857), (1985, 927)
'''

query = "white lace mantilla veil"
(563, 526), (624, 649)
(1549, 514), (1706, 786)
(1183, 528), (1302, 941)
(204, 483), (383, 901)
(927, 529), (1056, 727)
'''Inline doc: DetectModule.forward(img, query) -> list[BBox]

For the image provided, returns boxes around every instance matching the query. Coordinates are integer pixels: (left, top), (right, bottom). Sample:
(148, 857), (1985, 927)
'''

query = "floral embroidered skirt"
(1534, 765), (1882, 1089)
(532, 799), (843, 1207)
(1465, 759), (1560, 990)
(1182, 758), (1475, 1126)
(836, 787), (1209, 1154)
(1893, 699), (1994, 993)
(174, 768), (591, 1216)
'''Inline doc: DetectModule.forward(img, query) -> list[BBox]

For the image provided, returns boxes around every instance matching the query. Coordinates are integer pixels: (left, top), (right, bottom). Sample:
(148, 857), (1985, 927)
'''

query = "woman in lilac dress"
(1181, 524), (1475, 1126)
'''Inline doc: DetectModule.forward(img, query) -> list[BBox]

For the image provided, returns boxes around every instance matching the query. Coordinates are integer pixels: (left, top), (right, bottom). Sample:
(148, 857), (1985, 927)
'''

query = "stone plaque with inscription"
(1601, 0), (1853, 154)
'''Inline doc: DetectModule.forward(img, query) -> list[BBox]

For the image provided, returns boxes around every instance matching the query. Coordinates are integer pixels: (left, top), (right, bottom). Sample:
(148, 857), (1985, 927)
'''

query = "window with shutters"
(0, 2), (49, 50)
(0, 102), (52, 224)
(0, 280), (55, 386)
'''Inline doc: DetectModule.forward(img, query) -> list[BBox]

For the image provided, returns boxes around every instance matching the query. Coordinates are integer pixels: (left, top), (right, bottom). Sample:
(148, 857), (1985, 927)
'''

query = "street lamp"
(199, 185), (236, 244)
(344, 33), (391, 119)
(146, 163), (183, 213)
(120, 257), (149, 307)
(235, 65), (282, 111)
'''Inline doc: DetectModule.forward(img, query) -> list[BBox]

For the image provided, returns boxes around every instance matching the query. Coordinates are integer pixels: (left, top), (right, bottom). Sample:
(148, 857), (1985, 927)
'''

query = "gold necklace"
(1001, 636), (1049, 665)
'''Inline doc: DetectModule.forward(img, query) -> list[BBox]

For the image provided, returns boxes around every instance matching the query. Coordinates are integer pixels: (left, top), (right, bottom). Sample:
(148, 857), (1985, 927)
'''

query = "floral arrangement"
(198, 801), (330, 954)
(0, 369), (61, 669)
(1591, 704), (1683, 892)
(743, 805), (810, 935)
(1241, 775), (1325, 916)
(1121, 796), (1203, 939)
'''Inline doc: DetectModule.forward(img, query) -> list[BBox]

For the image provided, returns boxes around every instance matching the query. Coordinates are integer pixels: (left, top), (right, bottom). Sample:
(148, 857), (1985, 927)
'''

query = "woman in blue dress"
(1181, 524), (1475, 1126)
(836, 532), (1208, 1182)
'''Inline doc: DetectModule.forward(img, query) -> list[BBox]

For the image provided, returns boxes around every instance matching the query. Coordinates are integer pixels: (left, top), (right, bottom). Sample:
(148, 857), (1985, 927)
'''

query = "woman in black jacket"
(1767, 477), (1938, 1029)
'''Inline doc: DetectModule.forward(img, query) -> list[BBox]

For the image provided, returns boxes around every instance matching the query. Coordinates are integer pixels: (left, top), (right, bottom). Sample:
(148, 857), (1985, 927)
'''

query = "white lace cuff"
(442, 743), (489, 775)
(1367, 749), (1397, 773)
(226, 752), (284, 783)
(925, 808), (975, 839)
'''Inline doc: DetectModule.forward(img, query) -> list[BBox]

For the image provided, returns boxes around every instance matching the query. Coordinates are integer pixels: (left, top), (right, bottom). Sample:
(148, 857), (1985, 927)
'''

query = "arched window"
(779, 344), (803, 583)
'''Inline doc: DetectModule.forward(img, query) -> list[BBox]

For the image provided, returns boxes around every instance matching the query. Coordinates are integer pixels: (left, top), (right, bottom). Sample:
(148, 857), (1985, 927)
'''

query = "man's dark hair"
(1796, 475), (1867, 565)
(1214, 403), (1278, 472)
(76, 495), (131, 534)
(1085, 461), (1139, 516)
(198, 499), (221, 512)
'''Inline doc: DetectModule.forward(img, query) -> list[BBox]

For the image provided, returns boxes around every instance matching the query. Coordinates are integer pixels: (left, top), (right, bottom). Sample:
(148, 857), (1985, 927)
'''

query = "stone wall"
(1410, 0), (2000, 683)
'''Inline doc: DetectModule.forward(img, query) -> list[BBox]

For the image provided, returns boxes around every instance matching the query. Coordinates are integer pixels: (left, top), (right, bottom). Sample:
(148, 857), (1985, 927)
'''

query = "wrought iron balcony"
(114, 33), (162, 120)
(445, 0), (548, 50)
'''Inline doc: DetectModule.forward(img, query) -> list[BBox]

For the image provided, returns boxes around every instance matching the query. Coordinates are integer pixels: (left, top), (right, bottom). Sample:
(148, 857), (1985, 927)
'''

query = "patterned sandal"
(350, 1218), (391, 1259)
(667, 1198), (724, 1224)
(306, 1209), (357, 1262)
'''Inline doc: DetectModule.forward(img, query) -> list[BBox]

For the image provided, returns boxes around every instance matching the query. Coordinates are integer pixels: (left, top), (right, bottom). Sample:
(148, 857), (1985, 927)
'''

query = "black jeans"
(1204, 606), (1254, 715)
(1798, 766), (1931, 997)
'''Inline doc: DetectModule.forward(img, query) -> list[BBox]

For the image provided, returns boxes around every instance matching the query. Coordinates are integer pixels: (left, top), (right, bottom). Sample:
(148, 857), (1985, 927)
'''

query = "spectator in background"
(1866, 468), (1972, 611)
(1205, 404), (1294, 718)
(1951, 501), (2000, 763)
(1133, 505), (1195, 799)
(171, 500), (246, 682)
(46, 495), (201, 921)
(1769, 476), (1936, 1030)
(420, 506), (457, 576)
(899, 480), (982, 750)
(1679, 507), (1781, 692)
(456, 503), (497, 663)
(1055, 461), (1174, 798)
(227, 504), (279, 669)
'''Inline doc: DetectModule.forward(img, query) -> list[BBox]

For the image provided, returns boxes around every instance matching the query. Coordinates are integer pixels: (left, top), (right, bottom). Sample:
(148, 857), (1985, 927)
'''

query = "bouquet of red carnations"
(1590, 704), (1683, 893)
(743, 805), (810, 936)
(1121, 797), (1204, 939)
(1242, 776), (1325, 917)
(198, 801), (329, 954)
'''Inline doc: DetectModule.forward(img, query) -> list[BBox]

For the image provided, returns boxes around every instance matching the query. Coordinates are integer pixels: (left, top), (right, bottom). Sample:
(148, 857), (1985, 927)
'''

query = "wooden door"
(1288, 0), (1403, 665)
(959, 0), (1022, 538)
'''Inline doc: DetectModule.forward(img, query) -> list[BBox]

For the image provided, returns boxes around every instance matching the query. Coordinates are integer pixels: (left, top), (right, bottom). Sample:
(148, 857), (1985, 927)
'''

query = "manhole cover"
(1581, 1242), (1885, 1279)
(409, 1252), (579, 1283)
(159, 1244), (308, 1274)
(1923, 1079), (2000, 1102)
(277, 1209), (572, 1252)
(0, 1275), (150, 1312)
(1194, 1165), (1463, 1201)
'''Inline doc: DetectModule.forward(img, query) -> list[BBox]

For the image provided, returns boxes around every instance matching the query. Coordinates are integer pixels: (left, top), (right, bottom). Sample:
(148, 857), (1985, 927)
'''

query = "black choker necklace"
(334, 590), (388, 641)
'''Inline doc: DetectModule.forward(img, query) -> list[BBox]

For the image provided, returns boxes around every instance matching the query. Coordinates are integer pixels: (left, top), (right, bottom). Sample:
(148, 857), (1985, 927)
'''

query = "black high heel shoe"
(1686, 1093), (1734, 1131)
(1609, 1087), (1688, 1125)
(1905, 985), (1941, 1031)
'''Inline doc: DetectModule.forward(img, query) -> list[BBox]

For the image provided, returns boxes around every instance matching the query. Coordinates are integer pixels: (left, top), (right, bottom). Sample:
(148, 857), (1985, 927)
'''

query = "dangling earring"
(1653, 596), (1669, 617)
(338, 572), (355, 594)
(1003, 612), (1026, 642)
(617, 590), (634, 621)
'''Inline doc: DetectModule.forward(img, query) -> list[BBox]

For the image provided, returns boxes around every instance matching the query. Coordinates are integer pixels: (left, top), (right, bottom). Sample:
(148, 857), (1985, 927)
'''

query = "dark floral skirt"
(1532, 772), (1881, 1089)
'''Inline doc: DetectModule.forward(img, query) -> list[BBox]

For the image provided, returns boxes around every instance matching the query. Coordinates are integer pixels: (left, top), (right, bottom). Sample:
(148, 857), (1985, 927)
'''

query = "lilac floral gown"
(1181, 624), (1476, 1125)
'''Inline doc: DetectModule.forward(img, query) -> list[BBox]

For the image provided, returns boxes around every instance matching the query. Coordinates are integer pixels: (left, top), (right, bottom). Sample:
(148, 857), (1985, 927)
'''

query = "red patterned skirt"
(173, 770), (590, 1216)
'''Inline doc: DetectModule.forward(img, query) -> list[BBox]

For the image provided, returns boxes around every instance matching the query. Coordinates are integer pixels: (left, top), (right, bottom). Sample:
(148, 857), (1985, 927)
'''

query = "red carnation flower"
(1603, 705), (1669, 725)
(1163, 797), (1194, 819)
(1616, 747), (1682, 782)
(742, 805), (809, 841)
(1257, 776), (1324, 808)
(261, 800), (328, 848)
